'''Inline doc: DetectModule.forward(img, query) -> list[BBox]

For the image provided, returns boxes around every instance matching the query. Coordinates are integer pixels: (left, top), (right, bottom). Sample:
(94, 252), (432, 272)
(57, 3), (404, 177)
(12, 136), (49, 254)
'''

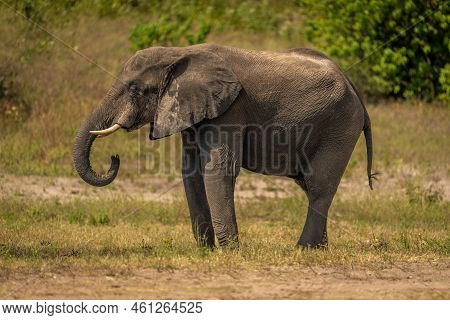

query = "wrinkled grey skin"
(73, 44), (374, 248)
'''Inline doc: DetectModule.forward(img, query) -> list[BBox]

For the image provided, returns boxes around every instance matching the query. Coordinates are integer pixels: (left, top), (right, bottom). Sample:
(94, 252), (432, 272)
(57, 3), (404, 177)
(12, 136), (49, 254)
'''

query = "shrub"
(129, 15), (212, 49)
(128, 0), (296, 49)
(299, 0), (449, 103)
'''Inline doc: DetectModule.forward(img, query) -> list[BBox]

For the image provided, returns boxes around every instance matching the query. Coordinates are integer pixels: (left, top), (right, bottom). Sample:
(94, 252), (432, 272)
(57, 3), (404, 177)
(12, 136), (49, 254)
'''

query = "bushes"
(299, 0), (449, 103)
(129, 15), (212, 49)
(128, 0), (296, 48)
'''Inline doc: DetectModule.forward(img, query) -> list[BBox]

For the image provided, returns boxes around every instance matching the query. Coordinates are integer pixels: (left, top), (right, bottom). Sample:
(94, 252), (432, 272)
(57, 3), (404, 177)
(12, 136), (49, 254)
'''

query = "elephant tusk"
(89, 124), (121, 137)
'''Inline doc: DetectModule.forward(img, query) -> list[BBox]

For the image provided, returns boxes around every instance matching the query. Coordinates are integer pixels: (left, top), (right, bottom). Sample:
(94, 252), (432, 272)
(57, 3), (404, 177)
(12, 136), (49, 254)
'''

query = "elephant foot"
(196, 238), (216, 249)
(297, 231), (328, 250)
(297, 241), (328, 250)
(194, 232), (216, 249)
(216, 234), (239, 249)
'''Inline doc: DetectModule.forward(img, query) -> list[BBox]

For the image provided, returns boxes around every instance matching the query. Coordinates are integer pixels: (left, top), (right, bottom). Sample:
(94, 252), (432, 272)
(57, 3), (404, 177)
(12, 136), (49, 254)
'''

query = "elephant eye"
(128, 82), (142, 95)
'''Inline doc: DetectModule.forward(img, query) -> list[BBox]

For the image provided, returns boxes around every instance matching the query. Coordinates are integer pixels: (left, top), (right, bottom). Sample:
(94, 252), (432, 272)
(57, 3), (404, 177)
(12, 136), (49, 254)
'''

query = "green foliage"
(129, 15), (211, 49)
(128, 0), (296, 48)
(438, 63), (450, 104)
(299, 0), (449, 102)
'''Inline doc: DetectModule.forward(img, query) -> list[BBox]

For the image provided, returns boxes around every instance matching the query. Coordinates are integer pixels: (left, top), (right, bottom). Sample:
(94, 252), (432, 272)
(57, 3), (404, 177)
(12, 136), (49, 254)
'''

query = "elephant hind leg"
(296, 136), (358, 248)
(293, 175), (308, 193)
(298, 193), (332, 248)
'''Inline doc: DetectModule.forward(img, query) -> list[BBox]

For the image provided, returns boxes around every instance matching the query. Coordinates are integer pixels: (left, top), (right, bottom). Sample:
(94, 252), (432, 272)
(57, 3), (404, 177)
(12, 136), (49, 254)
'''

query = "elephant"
(73, 44), (375, 249)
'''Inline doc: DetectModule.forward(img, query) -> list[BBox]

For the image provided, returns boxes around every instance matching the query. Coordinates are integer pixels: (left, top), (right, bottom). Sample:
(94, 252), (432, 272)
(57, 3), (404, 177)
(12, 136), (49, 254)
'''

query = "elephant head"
(73, 46), (242, 187)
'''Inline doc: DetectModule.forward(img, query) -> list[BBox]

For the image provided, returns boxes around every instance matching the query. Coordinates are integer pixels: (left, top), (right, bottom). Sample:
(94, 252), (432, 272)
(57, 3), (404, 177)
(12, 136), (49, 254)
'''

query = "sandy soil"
(1, 263), (448, 299)
(1, 172), (448, 202)
(0, 173), (298, 202)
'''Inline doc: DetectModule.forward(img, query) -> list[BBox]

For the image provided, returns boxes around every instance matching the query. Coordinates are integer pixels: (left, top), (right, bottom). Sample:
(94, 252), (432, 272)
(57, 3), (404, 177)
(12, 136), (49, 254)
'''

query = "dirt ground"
(1, 172), (448, 202)
(1, 263), (448, 299)
(0, 173), (302, 202)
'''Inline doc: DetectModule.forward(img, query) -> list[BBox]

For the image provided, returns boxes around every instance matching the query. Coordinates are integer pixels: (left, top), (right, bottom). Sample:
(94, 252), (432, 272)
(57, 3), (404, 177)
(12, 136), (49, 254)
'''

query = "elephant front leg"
(182, 132), (215, 247)
(202, 144), (240, 247)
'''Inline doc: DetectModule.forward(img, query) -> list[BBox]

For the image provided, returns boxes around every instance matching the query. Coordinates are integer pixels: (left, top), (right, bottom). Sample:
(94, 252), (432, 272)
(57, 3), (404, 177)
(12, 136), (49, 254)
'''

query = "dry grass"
(0, 191), (448, 274)
(0, 183), (448, 299)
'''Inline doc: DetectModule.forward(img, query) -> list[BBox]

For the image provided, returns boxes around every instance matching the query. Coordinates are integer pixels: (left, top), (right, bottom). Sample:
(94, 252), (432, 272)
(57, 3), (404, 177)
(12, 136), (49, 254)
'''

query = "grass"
(0, 190), (448, 274)
(346, 101), (450, 179)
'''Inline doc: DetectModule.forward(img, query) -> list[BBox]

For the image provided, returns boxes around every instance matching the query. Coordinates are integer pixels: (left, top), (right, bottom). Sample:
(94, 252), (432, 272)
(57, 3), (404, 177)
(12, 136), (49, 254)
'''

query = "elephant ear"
(151, 50), (242, 139)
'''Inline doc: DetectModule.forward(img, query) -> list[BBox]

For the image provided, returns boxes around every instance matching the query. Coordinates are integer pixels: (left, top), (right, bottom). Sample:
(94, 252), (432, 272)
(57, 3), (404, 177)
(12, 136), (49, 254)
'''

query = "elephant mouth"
(89, 121), (155, 139)
(126, 121), (148, 132)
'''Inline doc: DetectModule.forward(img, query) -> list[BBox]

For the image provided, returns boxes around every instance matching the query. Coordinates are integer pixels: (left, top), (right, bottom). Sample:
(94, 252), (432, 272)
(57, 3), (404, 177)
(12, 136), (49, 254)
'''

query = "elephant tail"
(363, 107), (377, 190)
(345, 75), (377, 190)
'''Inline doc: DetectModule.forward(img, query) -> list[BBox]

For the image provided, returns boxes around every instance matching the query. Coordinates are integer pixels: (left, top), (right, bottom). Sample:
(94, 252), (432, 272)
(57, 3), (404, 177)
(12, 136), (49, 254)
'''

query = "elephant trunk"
(73, 107), (120, 187)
